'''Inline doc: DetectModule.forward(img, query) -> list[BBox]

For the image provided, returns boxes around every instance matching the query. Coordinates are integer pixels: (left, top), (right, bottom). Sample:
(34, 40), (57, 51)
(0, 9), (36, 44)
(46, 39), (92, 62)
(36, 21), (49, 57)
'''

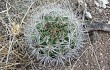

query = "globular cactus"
(24, 2), (85, 68)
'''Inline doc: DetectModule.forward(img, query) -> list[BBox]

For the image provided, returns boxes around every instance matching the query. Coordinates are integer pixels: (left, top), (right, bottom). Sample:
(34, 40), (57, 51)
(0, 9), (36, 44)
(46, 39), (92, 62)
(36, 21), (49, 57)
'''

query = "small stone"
(100, 53), (103, 56)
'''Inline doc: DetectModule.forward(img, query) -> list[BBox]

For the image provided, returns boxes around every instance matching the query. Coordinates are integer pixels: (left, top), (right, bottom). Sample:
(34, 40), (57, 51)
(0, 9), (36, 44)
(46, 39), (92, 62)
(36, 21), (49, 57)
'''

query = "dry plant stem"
(0, 34), (11, 40)
(92, 32), (107, 69)
(0, 17), (11, 34)
(91, 45), (101, 70)
(6, 35), (15, 64)
(20, 2), (35, 25)
(6, 3), (11, 23)
(0, 56), (6, 62)
(3, 0), (16, 65)
(26, 52), (38, 70)
(82, 0), (86, 21)
(0, 43), (8, 52)
(4, 0), (17, 10)
(12, 51), (24, 61)
(68, 57), (72, 69)
(0, 63), (20, 69)
(95, 32), (105, 44)
(86, 32), (101, 70)
(70, 45), (90, 70)
(0, 7), (11, 14)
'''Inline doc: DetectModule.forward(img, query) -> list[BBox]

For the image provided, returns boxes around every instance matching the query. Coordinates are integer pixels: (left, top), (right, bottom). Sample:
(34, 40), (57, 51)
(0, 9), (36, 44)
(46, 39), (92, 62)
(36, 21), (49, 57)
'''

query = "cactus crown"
(36, 16), (69, 46)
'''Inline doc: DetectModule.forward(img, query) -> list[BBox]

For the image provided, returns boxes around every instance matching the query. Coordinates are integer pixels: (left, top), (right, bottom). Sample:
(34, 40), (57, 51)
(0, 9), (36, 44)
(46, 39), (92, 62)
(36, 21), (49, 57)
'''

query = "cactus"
(24, 3), (84, 68)
(27, 12), (78, 66)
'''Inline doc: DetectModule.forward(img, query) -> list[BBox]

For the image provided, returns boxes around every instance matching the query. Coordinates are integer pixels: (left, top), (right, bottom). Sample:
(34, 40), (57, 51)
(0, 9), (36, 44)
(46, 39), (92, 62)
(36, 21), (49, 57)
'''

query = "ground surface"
(0, 0), (110, 70)
(73, 0), (110, 70)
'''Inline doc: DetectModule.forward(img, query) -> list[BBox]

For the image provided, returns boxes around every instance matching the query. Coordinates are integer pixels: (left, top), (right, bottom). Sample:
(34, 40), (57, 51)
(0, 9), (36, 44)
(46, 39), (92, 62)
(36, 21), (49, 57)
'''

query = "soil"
(72, 0), (110, 70)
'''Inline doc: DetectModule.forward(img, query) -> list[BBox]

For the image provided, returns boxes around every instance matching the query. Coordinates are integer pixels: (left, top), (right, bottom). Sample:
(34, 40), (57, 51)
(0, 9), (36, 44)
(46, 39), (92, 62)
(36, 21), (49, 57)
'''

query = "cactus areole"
(24, 4), (84, 66)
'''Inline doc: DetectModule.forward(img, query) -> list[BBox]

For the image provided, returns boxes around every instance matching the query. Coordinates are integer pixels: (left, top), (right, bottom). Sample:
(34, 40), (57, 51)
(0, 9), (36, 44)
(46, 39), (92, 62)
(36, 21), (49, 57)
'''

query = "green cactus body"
(28, 12), (78, 66)
(24, 3), (85, 67)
